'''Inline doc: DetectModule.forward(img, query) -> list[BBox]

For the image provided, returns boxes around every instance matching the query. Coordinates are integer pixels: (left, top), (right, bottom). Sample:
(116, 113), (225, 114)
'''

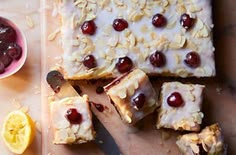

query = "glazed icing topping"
(157, 82), (205, 131)
(57, 0), (215, 79)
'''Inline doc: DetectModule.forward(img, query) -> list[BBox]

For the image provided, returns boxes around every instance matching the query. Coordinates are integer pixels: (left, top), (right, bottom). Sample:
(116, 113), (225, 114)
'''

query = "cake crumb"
(161, 130), (172, 140)
(216, 85), (222, 95)
(26, 15), (35, 28)
(12, 98), (22, 109)
(159, 141), (164, 145)
(98, 140), (103, 144)
(35, 121), (42, 134)
(19, 106), (29, 113)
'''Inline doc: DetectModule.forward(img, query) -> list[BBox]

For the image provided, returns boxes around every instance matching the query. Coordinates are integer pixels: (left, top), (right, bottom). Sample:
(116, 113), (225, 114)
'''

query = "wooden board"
(41, 0), (236, 155)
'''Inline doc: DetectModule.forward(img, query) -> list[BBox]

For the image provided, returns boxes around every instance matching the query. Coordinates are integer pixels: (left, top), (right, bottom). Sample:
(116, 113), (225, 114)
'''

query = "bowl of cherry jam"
(0, 16), (27, 79)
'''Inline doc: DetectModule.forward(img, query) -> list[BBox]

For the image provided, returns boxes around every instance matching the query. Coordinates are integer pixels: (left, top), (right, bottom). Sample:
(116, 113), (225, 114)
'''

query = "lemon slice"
(1, 110), (35, 154)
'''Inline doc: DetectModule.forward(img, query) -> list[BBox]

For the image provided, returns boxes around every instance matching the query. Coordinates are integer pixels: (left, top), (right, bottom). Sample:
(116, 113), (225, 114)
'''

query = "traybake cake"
(57, 0), (215, 79)
(50, 95), (95, 144)
(176, 124), (225, 155)
(104, 69), (158, 124)
(157, 82), (205, 131)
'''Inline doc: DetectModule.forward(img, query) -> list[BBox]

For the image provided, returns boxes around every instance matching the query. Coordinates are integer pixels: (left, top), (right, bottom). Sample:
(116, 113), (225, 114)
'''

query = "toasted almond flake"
(166, 19), (176, 29)
(162, 0), (169, 7)
(87, 0), (96, 4)
(143, 8), (152, 17)
(106, 7), (112, 12)
(72, 39), (80, 46)
(169, 42), (182, 49)
(132, 13), (143, 22)
(137, 37), (144, 43)
(26, 15), (34, 28)
(175, 54), (180, 64)
(118, 89), (127, 99)
(124, 115), (132, 123)
(131, 0), (138, 3)
(48, 28), (60, 41)
(176, 4), (186, 14)
(108, 35), (119, 47)
(176, 68), (188, 77)
(190, 143), (199, 153)
(186, 40), (198, 51)
(114, 0), (124, 6)
(87, 13), (96, 20)
(20, 106), (29, 113)
(127, 87), (135, 96)
(128, 33), (136, 47)
(139, 0), (146, 9)
(35, 121), (42, 133)
(195, 19), (204, 30)
(12, 98), (22, 109)
(198, 26), (209, 38)
(140, 25), (148, 33)
(189, 5), (202, 13)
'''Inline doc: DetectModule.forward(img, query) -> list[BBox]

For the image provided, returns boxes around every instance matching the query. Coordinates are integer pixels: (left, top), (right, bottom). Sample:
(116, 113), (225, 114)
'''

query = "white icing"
(58, 0), (215, 79)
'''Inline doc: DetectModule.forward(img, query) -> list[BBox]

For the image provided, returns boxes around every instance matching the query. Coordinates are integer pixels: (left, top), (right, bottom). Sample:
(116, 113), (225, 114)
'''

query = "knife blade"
(46, 70), (121, 155)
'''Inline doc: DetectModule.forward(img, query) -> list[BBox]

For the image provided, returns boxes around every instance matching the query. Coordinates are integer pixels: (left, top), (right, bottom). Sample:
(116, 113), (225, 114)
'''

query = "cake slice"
(176, 124), (226, 155)
(50, 95), (95, 144)
(104, 69), (158, 124)
(157, 82), (205, 131)
(57, 0), (215, 79)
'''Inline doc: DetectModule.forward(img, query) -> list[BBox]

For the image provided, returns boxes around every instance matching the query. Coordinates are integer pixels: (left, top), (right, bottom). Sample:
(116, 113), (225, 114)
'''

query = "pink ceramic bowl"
(0, 16), (27, 79)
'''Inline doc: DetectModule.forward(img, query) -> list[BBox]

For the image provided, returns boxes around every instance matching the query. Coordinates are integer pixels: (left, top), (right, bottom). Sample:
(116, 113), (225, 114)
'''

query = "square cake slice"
(50, 95), (95, 144)
(176, 124), (226, 155)
(104, 69), (159, 124)
(57, 0), (215, 79)
(157, 82), (205, 131)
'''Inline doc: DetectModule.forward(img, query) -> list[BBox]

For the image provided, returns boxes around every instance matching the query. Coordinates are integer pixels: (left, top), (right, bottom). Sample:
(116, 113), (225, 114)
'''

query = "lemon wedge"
(1, 110), (35, 154)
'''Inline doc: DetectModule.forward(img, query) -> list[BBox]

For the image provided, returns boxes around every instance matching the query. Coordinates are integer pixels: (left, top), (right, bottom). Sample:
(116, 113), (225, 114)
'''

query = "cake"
(56, 0), (215, 79)
(176, 124), (226, 155)
(104, 69), (158, 124)
(50, 95), (95, 144)
(157, 82), (205, 131)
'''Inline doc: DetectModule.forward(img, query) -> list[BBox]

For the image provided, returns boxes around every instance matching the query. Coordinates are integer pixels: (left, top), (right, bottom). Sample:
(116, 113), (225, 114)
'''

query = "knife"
(46, 70), (121, 155)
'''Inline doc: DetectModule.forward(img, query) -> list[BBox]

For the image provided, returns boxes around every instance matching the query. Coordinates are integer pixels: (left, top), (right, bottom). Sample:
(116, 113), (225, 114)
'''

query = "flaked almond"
(26, 15), (34, 28)
(114, 0), (124, 6)
(190, 143), (200, 154)
(48, 28), (60, 41)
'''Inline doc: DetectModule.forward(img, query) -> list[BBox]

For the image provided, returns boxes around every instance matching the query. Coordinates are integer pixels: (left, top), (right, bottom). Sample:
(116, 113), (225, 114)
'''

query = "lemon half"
(1, 110), (35, 154)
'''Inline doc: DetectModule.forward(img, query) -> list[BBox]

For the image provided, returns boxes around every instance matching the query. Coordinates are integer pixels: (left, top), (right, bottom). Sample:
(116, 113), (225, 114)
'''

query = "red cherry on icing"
(65, 108), (82, 124)
(180, 13), (195, 30)
(132, 93), (146, 110)
(116, 56), (133, 73)
(184, 52), (200, 68)
(113, 18), (128, 32)
(167, 92), (184, 107)
(152, 14), (167, 27)
(83, 55), (97, 69)
(81, 20), (97, 35)
(149, 51), (166, 67)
